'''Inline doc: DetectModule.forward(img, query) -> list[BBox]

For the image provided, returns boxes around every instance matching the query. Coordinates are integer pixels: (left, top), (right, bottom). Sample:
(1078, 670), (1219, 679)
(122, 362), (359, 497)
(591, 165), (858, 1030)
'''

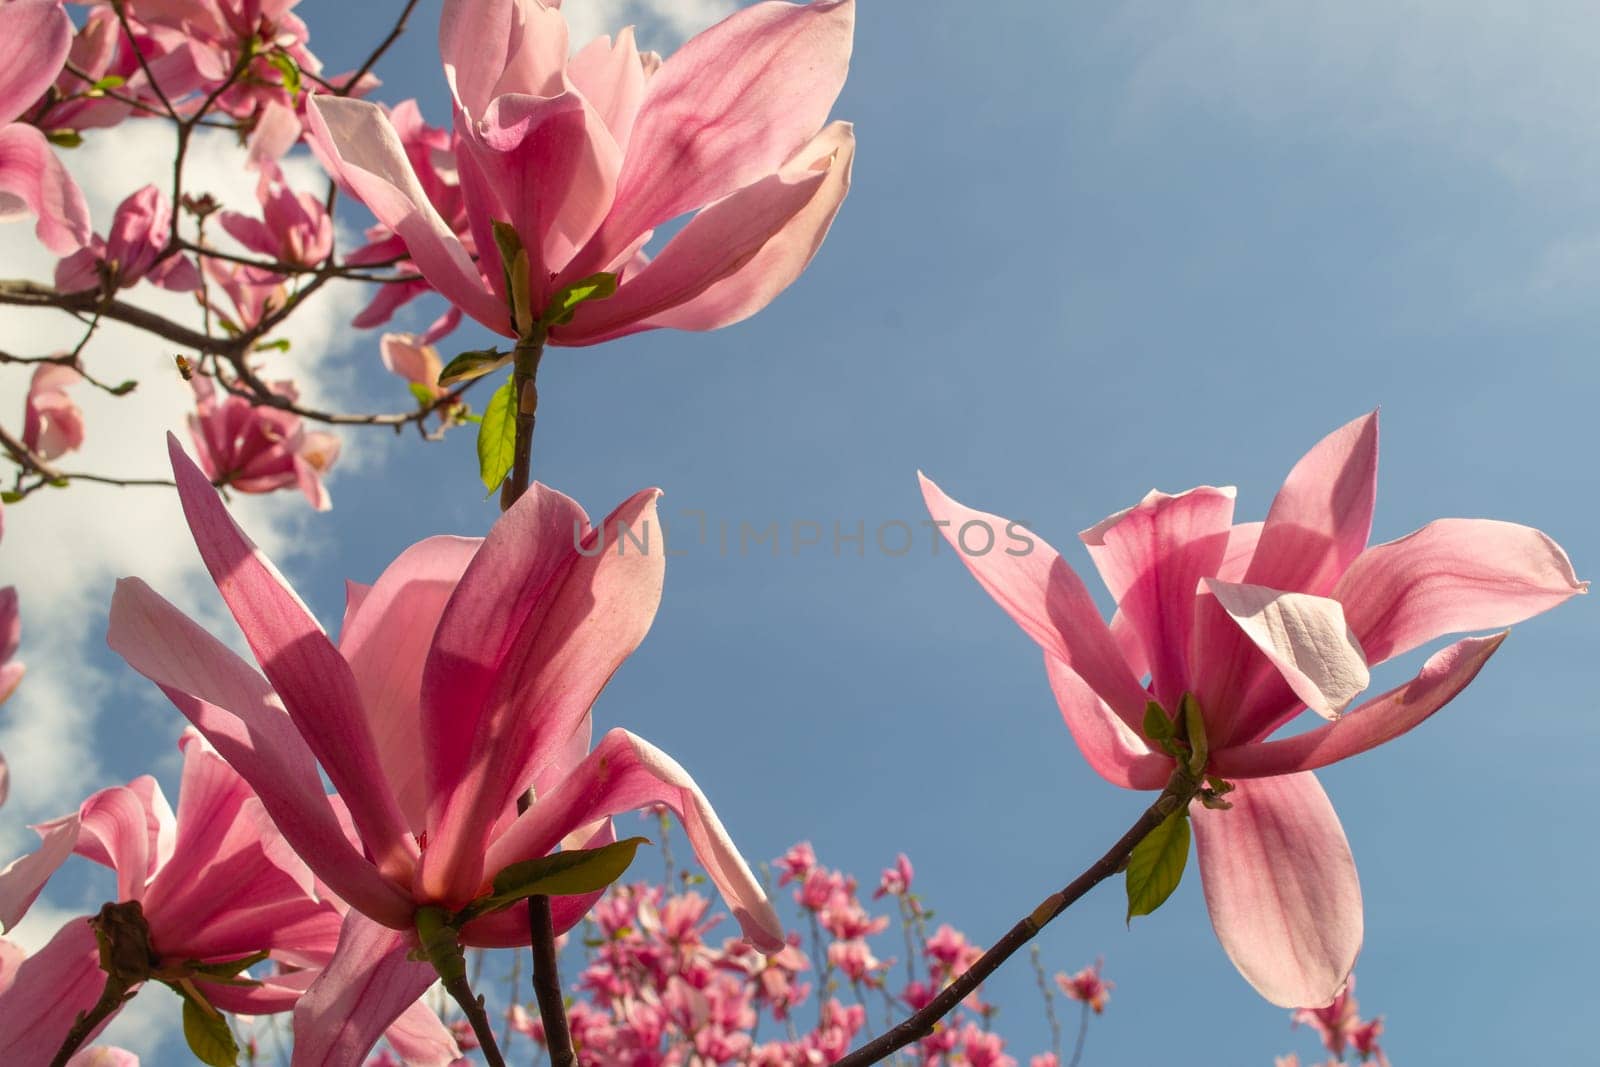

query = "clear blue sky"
(25, 2), (1600, 1062)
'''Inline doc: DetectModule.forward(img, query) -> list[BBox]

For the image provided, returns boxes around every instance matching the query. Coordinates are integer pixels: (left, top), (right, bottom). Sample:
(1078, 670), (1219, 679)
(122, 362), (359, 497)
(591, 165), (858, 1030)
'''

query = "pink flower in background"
(922, 411), (1587, 1008)
(220, 176), (334, 268)
(202, 253), (289, 330)
(775, 841), (816, 886)
(22, 363), (85, 460)
(873, 852), (914, 899)
(106, 436), (783, 1066)
(187, 375), (340, 510)
(0, 734), (344, 1063)
(1056, 959), (1112, 1014)
(55, 184), (201, 293)
(379, 332), (447, 399)
(1292, 976), (1358, 1055)
(308, 0), (855, 352)
(0, 0), (91, 253)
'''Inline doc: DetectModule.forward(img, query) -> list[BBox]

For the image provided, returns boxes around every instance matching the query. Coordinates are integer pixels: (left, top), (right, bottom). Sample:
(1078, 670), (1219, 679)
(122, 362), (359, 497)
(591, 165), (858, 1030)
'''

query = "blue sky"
(3, 1), (1598, 1062)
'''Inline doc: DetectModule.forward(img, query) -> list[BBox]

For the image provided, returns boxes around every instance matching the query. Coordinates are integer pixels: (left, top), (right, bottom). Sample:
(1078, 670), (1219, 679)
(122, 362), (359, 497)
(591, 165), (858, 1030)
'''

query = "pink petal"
(67, 1046), (140, 1066)
(1332, 518), (1588, 664)
(1079, 486), (1235, 710)
(573, 0), (855, 275)
(0, 816), (80, 932)
(106, 577), (413, 929)
(75, 787), (151, 904)
(1204, 581), (1370, 719)
(0, 938), (20, 994)
(1243, 412), (1379, 597)
(0, 124), (91, 253)
(166, 436), (416, 885)
(485, 729), (783, 952)
(440, 0), (566, 115)
(918, 474), (1150, 728)
(305, 96), (506, 333)
(339, 535), (481, 832)
(568, 27), (650, 153)
(421, 489), (665, 904)
(0, 0), (72, 126)
(290, 911), (436, 1067)
(1043, 655), (1173, 790)
(460, 818), (612, 948)
(1210, 633), (1506, 778)
(1217, 522), (1263, 583)
(382, 998), (462, 1067)
(561, 122), (855, 344)
(0, 916), (108, 1063)
(1191, 772), (1361, 1008)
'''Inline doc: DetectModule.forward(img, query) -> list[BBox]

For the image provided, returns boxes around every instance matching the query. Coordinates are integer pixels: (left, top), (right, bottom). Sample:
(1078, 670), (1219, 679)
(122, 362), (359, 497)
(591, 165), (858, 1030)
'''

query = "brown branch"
(833, 768), (1197, 1067)
(527, 895), (577, 1067)
(339, 0), (424, 95)
(0, 278), (224, 354)
(498, 337), (544, 510)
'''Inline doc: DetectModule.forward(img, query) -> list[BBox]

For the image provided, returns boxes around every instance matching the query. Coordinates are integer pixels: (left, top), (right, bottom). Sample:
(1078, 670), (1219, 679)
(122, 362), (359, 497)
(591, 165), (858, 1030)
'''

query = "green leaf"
(186, 951), (267, 981)
(438, 348), (506, 387)
(476, 376), (516, 494)
(181, 993), (239, 1066)
(1142, 701), (1173, 742)
(266, 52), (302, 97)
(408, 382), (437, 408)
(491, 220), (524, 275)
(253, 338), (291, 354)
(541, 271), (619, 327)
(91, 75), (127, 92)
(484, 836), (650, 910)
(45, 129), (82, 149)
(1126, 807), (1191, 923)
(109, 379), (139, 396)
(0, 492), (21, 504)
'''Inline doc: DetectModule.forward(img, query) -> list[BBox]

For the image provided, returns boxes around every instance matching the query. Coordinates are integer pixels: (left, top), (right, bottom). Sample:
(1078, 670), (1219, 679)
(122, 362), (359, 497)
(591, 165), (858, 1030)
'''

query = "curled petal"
(1204, 581), (1370, 720)
(0, 124), (91, 253)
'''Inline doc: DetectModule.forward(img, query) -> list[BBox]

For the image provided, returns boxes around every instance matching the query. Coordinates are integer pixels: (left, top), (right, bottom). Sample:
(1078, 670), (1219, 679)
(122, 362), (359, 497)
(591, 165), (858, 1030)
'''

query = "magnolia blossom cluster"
(479, 836), (1108, 1067)
(1277, 976), (1390, 1066)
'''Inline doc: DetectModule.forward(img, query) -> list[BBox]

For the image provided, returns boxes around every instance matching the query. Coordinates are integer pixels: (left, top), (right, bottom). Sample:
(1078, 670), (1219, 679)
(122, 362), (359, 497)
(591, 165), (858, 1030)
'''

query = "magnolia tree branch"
(833, 768), (1197, 1067)
(528, 894), (578, 1067)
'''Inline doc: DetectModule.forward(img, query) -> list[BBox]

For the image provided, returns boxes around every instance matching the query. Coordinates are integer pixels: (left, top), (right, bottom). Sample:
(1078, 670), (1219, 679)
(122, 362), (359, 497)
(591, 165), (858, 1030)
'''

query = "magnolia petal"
(1217, 522), (1263, 583)
(485, 729), (783, 952)
(1191, 773), (1361, 1009)
(563, 122), (856, 344)
(1079, 486), (1235, 709)
(461, 818), (612, 948)
(0, 0), (72, 126)
(575, 0), (855, 275)
(919, 474), (1150, 728)
(75, 787), (150, 904)
(291, 911), (436, 1067)
(0, 817), (80, 933)
(305, 96), (505, 333)
(1211, 633), (1506, 778)
(339, 535), (481, 833)
(106, 577), (413, 929)
(0, 124), (92, 254)
(1043, 655), (1172, 790)
(382, 997), (462, 1067)
(1333, 518), (1588, 664)
(1206, 581), (1370, 719)
(166, 436), (416, 884)
(422, 490), (664, 904)
(0, 917), (108, 1063)
(568, 27), (649, 153)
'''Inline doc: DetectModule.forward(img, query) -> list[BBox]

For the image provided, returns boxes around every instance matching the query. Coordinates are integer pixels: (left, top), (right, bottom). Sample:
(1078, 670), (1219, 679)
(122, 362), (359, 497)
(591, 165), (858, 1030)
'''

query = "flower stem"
(438, 969), (508, 1067)
(498, 336), (545, 511)
(527, 894), (577, 1067)
(833, 767), (1198, 1067)
(50, 972), (133, 1067)
(1066, 1000), (1091, 1067)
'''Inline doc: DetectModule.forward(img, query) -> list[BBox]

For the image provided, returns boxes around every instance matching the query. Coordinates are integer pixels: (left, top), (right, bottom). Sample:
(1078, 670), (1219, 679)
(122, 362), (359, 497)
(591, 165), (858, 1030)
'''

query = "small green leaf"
(487, 836), (650, 906)
(0, 492), (21, 504)
(438, 348), (506, 387)
(253, 338), (291, 354)
(181, 993), (239, 1067)
(1142, 701), (1173, 742)
(1126, 807), (1190, 922)
(1181, 693), (1208, 775)
(476, 375), (516, 494)
(541, 271), (619, 327)
(45, 129), (82, 149)
(491, 220), (524, 275)
(408, 382), (437, 408)
(91, 75), (127, 92)
(109, 379), (139, 396)
(265, 52), (302, 97)
(186, 950), (268, 981)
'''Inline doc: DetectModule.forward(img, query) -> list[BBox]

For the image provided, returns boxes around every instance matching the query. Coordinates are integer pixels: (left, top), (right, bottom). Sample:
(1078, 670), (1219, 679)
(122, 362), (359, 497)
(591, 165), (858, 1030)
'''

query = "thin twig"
(340, 0), (424, 95)
(833, 768), (1196, 1067)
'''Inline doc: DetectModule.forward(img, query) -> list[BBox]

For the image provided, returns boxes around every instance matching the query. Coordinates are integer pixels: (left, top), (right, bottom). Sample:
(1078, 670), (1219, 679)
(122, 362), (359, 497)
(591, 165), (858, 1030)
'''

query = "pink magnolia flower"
(22, 362), (85, 459)
(775, 841), (817, 887)
(0, 0), (91, 253)
(307, 0), (855, 351)
(379, 332), (447, 399)
(203, 252), (289, 330)
(873, 853), (914, 899)
(922, 411), (1587, 1008)
(220, 175), (334, 268)
(1056, 960), (1112, 1014)
(187, 375), (340, 510)
(1292, 975), (1358, 1055)
(0, 574), (18, 809)
(106, 436), (784, 1066)
(55, 183), (202, 293)
(0, 734), (347, 1063)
